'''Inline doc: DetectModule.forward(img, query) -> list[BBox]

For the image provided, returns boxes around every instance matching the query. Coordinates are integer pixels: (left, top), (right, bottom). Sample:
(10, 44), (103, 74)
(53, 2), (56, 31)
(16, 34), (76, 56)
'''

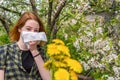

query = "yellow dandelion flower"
(64, 58), (83, 73)
(70, 71), (78, 80)
(52, 39), (65, 45)
(54, 68), (69, 80)
(47, 44), (60, 56)
(57, 45), (70, 57)
(54, 55), (69, 60)
(44, 60), (52, 70)
(53, 61), (67, 68)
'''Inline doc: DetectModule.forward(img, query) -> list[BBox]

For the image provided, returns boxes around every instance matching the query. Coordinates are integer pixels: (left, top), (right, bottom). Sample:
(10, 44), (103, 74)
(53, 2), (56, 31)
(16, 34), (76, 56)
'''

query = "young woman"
(0, 12), (50, 80)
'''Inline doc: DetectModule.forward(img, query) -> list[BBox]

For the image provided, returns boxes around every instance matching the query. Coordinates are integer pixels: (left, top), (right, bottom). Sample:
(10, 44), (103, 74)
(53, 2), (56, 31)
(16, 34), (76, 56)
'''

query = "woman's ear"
(18, 28), (21, 33)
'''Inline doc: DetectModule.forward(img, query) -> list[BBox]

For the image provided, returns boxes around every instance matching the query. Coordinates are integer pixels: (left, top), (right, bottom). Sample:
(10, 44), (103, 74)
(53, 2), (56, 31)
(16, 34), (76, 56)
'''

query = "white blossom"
(107, 53), (118, 63)
(118, 41), (120, 47)
(85, 31), (93, 37)
(81, 61), (90, 70)
(94, 38), (102, 46)
(113, 66), (120, 76)
(73, 39), (80, 50)
(96, 27), (103, 34)
(71, 19), (77, 24)
(103, 45), (110, 51)
(107, 77), (115, 80)
(64, 33), (68, 40)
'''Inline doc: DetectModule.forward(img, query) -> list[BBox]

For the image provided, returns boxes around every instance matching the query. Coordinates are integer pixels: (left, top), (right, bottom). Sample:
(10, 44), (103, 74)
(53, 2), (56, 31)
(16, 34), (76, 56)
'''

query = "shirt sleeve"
(0, 45), (7, 69)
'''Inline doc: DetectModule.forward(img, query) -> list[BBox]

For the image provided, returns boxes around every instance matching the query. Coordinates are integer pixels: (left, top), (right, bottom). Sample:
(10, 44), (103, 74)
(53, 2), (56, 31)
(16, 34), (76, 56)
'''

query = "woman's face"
(19, 19), (40, 33)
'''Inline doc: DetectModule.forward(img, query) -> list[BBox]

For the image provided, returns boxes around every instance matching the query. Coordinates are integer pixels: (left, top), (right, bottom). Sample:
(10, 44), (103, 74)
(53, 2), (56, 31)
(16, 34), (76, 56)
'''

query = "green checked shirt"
(0, 42), (46, 80)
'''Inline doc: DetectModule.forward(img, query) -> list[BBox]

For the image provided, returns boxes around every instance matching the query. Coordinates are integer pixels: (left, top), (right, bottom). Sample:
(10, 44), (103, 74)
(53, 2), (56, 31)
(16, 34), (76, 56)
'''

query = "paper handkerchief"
(22, 31), (47, 43)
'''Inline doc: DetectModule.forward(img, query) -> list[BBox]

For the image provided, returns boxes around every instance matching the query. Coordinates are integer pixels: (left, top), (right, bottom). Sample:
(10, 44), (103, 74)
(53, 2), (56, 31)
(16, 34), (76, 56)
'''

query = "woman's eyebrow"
(26, 26), (39, 30)
(26, 26), (31, 28)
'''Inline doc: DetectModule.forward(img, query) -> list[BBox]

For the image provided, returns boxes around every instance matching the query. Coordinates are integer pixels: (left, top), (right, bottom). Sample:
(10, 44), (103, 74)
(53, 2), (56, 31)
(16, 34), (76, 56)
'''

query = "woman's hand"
(29, 41), (39, 56)
(29, 41), (38, 50)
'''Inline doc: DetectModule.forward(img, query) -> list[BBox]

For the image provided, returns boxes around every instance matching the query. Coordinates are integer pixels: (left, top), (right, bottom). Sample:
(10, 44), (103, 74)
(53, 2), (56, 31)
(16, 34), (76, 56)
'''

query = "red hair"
(10, 12), (46, 42)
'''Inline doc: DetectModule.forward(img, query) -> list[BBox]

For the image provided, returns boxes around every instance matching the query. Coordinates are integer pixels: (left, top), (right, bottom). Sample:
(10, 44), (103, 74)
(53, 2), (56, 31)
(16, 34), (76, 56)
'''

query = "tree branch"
(30, 0), (38, 15)
(78, 74), (94, 80)
(51, 0), (66, 30)
(0, 15), (9, 35)
(0, 5), (21, 15)
(48, 0), (53, 26)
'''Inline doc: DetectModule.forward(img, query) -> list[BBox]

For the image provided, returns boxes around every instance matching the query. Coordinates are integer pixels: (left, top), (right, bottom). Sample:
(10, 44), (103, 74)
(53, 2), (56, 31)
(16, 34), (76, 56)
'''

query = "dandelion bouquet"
(44, 39), (83, 80)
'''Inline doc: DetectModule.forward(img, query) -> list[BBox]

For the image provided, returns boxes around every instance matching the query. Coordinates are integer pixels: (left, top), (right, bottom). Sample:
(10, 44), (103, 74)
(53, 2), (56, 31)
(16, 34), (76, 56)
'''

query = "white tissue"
(21, 31), (47, 48)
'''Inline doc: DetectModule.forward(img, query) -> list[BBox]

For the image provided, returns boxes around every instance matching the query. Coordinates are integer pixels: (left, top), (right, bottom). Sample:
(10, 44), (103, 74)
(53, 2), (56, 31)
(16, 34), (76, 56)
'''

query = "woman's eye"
(34, 30), (39, 32)
(26, 28), (31, 31)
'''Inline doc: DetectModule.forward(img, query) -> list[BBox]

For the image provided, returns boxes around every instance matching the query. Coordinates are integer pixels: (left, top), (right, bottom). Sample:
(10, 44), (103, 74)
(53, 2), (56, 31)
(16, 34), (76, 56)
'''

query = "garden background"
(0, 0), (120, 80)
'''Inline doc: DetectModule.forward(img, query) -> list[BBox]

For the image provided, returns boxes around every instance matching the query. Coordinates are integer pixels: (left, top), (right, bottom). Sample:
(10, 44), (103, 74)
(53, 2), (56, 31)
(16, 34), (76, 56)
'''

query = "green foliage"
(0, 34), (10, 45)
(0, 28), (10, 45)
(116, 54), (120, 67)
(85, 0), (119, 14)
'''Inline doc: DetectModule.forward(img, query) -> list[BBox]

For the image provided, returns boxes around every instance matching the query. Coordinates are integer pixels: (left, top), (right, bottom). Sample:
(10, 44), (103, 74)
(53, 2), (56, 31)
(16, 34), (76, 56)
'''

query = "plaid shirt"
(0, 42), (46, 80)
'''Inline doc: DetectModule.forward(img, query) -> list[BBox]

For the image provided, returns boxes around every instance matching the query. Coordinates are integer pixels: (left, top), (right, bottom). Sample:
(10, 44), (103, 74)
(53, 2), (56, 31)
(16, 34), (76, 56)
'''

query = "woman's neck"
(17, 40), (29, 51)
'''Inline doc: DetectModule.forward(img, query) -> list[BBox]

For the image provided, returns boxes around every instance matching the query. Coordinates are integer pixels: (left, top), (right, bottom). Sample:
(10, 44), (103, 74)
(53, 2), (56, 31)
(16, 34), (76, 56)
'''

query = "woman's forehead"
(24, 20), (39, 28)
